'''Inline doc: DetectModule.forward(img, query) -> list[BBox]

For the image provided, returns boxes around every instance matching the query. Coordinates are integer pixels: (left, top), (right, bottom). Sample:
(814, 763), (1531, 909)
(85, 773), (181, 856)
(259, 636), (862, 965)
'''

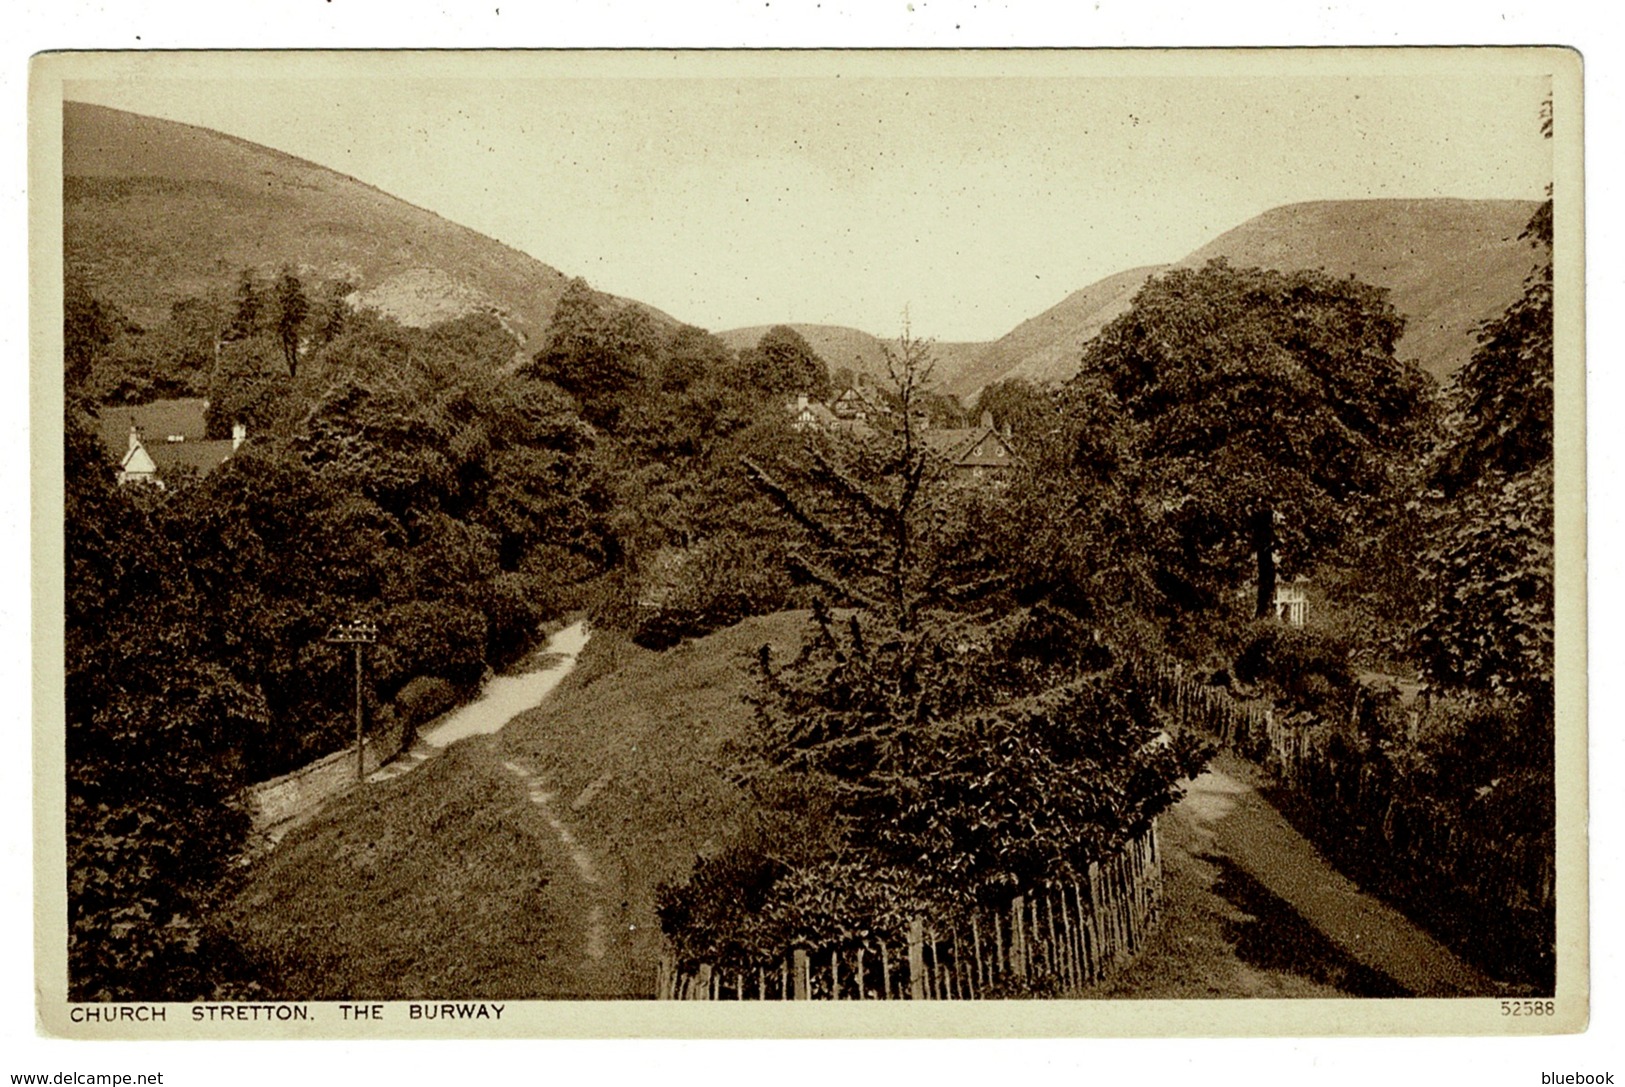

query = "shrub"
(475, 571), (550, 668)
(632, 534), (793, 650)
(373, 599), (489, 689)
(659, 604), (1211, 968)
(1233, 620), (1357, 718)
(392, 676), (458, 730)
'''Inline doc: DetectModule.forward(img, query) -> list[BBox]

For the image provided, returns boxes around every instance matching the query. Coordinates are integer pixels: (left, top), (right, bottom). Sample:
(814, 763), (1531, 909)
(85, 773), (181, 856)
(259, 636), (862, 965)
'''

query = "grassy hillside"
(947, 199), (1543, 398)
(943, 266), (1164, 399)
(1181, 199), (1541, 382)
(63, 102), (669, 348)
(717, 323), (988, 393)
(227, 612), (809, 999)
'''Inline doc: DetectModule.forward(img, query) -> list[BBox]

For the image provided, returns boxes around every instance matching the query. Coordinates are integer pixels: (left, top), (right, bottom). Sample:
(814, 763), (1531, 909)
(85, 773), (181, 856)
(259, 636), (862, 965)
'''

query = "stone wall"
(244, 714), (409, 842)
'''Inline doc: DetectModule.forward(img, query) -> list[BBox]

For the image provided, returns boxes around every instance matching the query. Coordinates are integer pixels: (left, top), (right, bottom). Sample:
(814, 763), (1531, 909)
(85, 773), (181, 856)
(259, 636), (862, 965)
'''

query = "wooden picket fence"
(659, 819), (1162, 1000)
(1138, 657), (1274, 759)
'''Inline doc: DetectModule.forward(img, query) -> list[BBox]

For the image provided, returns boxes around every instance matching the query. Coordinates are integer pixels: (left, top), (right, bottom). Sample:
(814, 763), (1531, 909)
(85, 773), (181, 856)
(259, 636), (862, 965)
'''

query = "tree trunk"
(1253, 506), (1276, 620)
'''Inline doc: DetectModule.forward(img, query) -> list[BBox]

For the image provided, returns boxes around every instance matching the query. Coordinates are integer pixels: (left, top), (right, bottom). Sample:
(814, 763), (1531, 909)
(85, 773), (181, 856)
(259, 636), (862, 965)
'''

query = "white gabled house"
(101, 398), (246, 488)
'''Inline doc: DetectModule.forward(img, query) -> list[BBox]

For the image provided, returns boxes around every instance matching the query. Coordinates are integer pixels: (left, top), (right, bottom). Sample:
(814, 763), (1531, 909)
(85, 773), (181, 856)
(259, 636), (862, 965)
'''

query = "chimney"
(796, 392), (809, 412)
(232, 422), (247, 451)
(128, 425), (141, 453)
(980, 409), (994, 430)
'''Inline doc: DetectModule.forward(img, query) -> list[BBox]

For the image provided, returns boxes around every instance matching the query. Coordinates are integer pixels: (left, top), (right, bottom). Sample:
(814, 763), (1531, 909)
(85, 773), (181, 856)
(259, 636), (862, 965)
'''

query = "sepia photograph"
(29, 46), (1585, 1040)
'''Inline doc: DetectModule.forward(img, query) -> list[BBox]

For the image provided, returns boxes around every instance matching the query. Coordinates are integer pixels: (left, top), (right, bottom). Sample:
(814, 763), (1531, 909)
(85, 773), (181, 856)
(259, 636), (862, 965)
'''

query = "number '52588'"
(1501, 1000), (1556, 1016)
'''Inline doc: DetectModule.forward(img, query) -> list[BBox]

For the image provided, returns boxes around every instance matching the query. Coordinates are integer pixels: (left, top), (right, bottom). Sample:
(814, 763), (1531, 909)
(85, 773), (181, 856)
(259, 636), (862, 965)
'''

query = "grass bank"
(226, 611), (810, 999)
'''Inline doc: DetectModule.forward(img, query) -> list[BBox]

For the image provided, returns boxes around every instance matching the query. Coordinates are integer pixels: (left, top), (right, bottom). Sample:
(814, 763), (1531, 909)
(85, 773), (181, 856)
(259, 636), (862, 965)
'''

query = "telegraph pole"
(324, 618), (379, 781)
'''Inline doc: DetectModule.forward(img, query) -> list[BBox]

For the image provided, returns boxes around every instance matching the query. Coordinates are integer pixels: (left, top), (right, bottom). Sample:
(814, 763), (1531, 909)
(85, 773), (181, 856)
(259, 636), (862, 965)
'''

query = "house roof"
(922, 427), (981, 458)
(788, 398), (841, 428)
(832, 387), (891, 418)
(922, 425), (1018, 469)
(119, 441), (157, 476)
(146, 439), (237, 477)
(99, 398), (210, 458)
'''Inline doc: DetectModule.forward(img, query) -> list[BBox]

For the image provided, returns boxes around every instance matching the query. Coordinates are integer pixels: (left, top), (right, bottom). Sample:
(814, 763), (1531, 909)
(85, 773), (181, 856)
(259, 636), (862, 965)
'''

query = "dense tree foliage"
(65, 410), (265, 999)
(661, 601), (1207, 969)
(63, 261), (866, 995)
(1071, 260), (1430, 620)
(731, 325), (830, 399)
(972, 376), (1050, 447)
(273, 268), (309, 377)
(520, 277), (663, 428)
(1414, 198), (1554, 710)
(64, 205), (1559, 995)
(64, 275), (122, 390)
(659, 335), (1209, 970)
(64, 280), (651, 996)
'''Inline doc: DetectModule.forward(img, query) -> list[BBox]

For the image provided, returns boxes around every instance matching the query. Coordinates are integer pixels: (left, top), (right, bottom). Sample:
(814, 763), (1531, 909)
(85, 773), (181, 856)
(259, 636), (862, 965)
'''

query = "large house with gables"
(922, 411), (1020, 480)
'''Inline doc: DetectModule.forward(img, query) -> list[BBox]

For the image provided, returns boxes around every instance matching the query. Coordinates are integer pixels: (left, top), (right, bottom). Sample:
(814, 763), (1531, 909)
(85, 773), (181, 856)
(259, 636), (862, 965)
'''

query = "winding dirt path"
(1176, 757), (1494, 996)
(365, 621), (613, 980)
(501, 758), (609, 963)
(1094, 756), (1496, 998)
(369, 621), (591, 783)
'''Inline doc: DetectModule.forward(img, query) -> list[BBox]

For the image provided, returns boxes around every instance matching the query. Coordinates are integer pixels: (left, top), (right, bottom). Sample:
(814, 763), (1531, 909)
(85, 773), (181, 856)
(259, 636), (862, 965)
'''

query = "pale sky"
(65, 54), (1552, 342)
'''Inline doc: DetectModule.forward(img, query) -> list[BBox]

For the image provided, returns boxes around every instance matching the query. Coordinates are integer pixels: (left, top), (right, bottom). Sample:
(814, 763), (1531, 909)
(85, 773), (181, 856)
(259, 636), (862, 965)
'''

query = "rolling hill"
(63, 105), (1542, 403)
(62, 102), (669, 349)
(942, 266), (1164, 401)
(716, 323), (989, 392)
(945, 199), (1544, 399)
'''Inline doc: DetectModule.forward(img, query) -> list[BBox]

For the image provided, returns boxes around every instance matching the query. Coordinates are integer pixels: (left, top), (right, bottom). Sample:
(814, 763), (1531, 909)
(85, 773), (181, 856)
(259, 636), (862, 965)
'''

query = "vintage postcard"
(30, 47), (1585, 1038)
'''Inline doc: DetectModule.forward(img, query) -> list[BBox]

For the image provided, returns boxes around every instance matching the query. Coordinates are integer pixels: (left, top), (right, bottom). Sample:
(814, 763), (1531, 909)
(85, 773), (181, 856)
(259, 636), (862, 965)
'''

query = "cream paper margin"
(28, 46), (1587, 1039)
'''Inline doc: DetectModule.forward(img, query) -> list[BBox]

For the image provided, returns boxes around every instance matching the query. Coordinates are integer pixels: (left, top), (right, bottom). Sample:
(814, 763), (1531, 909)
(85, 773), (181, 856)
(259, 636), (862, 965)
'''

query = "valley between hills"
(59, 98), (1558, 1005)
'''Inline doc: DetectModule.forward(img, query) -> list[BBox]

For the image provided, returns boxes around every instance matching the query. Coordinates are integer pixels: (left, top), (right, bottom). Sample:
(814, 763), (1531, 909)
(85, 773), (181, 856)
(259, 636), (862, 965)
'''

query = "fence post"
(1069, 880), (1092, 984)
(1010, 895), (1028, 980)
(971, 914), (986, 989)
(1055, 888), (1078, 991)
(789, 942), (809, 994)
(1044, 888), (1061, 985)
(656, 952), (673, 1000)
(993, 907), (1006, 979)
(907, 919), (927, 999)
(791, 949), (810, 1000)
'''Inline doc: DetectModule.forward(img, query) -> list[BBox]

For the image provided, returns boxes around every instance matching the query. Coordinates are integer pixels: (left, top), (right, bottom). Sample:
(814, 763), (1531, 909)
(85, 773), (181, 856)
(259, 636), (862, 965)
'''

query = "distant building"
(830, 384), (891, 424)
(785, 395), (1021, 484)
(98, 398), (245, 487)
(921, 410), (1020, 480)
(786, 392), (841, 432)
(1273, 579), (1309, 626)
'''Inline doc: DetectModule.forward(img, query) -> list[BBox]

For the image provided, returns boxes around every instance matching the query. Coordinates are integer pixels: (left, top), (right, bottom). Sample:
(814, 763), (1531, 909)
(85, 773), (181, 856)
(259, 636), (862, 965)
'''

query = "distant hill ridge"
(64, 105), (1539, 398)
(944, 198), (1543, 398)
(941, 265), (1164, 400)
(63, 102), (670, 348)
(714, 324), (988, 391)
